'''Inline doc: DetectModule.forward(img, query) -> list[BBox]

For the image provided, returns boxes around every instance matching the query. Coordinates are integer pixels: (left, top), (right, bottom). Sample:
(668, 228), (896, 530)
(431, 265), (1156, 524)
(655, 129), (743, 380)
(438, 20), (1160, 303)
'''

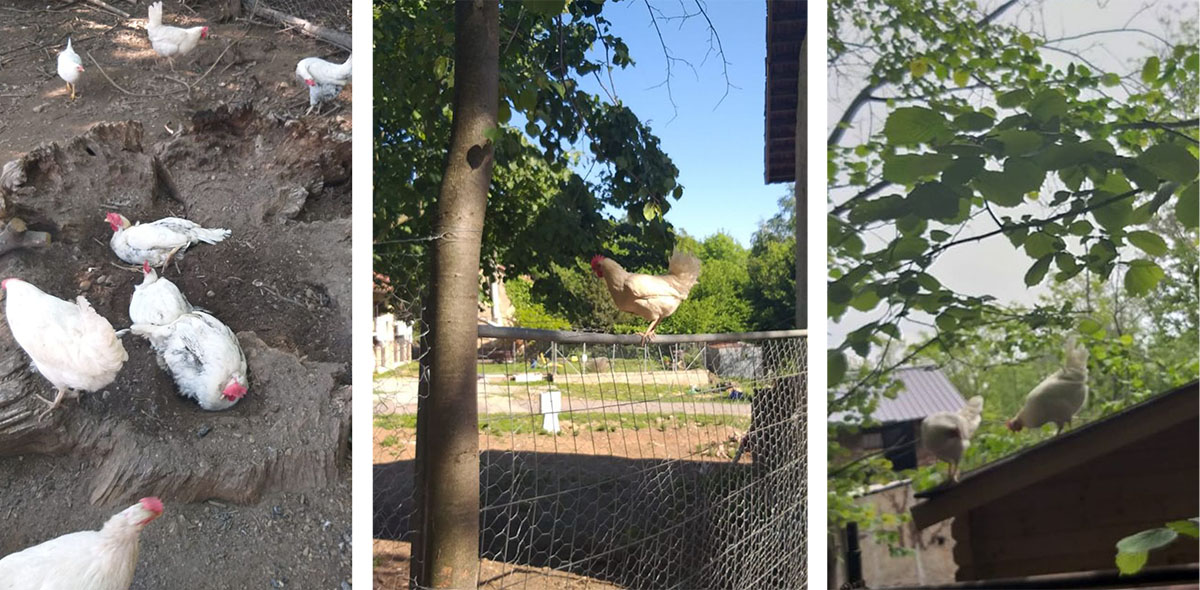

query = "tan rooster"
(591, 251), (701, 345)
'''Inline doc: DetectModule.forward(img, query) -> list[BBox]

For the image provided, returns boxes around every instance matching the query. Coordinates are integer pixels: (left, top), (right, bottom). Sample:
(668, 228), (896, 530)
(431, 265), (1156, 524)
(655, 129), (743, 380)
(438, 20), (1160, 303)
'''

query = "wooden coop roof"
(912, 380), (1200, 530)
(764, 0), (808, 183)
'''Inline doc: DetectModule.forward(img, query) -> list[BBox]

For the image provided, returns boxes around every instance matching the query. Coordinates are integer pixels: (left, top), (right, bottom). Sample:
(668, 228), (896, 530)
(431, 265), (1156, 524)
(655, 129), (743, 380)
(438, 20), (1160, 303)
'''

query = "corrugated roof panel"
(830, 365), (967, 424)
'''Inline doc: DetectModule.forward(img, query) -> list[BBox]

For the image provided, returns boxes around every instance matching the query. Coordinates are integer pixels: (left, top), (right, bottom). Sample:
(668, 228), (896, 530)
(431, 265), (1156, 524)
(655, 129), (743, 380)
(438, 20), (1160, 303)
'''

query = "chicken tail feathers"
(191, 227), (231, 244)
(667, 250), (701, 294)
(148, 1), (163, 27)
(1063, 335), (1089, 373)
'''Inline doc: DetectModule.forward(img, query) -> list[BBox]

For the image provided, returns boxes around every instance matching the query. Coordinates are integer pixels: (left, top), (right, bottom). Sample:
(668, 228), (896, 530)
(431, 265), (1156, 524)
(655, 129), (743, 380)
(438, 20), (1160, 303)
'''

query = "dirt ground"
(372, 422), (749, 590)
(373, 539), (622, 590)
(0, 1), (351, 587)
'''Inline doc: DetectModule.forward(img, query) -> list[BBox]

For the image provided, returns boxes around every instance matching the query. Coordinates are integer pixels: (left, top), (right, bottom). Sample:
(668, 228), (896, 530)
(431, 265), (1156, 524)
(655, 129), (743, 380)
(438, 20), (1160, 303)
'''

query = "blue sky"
(576, 0), (788, 247)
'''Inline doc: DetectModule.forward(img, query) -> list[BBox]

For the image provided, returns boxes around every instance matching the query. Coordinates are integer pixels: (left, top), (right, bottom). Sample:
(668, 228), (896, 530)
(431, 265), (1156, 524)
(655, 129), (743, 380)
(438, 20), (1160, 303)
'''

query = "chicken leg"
(66, 82), (77, 101)
(640, 317), (662, 346)
(34, 386), (69, 420)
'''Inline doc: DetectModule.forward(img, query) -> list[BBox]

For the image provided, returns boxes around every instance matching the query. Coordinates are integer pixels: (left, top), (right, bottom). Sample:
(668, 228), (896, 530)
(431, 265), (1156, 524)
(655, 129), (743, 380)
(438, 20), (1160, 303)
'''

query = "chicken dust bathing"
(0, 109), (350, 587)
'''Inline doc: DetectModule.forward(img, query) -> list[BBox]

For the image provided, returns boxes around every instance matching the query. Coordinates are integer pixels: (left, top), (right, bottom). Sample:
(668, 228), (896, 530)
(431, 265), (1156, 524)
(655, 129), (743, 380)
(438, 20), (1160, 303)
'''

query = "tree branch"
(827, 0), (1023, 148)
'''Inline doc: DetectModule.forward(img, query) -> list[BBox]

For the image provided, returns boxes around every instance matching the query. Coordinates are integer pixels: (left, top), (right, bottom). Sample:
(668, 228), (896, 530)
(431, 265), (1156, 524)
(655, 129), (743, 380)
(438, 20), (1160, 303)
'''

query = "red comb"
(142, 261), (151, 273)
(139, 497), (164, 514)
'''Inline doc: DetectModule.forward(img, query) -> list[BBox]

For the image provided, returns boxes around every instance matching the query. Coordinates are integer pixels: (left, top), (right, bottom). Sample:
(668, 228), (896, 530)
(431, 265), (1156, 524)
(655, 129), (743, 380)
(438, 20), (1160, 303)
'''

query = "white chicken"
(146, 1), (208, 68)
(130, 311), (247, 411)
(295, 54), (352, 114)
(57, 37), (84, 101)
(0, 497), (163, 590)
(1, 278), (127, 419)
(921, 396), (984, 482)
(129, 261), (192, 326)
(1008, 336), (1089, 435)
(591, 251), (702, 345)
(106, 213), (230, 269)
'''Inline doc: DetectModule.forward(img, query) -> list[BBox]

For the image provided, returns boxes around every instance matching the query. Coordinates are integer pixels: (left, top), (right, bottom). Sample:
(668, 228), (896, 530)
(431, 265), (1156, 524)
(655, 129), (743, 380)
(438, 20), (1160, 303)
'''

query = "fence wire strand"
(373, 264), (807, 590)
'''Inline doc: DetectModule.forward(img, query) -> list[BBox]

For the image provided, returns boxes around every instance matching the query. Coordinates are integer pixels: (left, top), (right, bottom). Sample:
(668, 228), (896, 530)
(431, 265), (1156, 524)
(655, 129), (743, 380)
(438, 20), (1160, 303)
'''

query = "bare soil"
(0, 2), (352, 587)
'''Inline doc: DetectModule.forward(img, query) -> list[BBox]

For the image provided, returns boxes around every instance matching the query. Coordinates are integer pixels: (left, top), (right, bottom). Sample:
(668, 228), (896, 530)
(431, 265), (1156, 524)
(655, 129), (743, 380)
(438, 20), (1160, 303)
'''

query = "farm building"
(909, 380), (1200, 587)
(832, 365), (970, 470)
(705, 342), (764, 378)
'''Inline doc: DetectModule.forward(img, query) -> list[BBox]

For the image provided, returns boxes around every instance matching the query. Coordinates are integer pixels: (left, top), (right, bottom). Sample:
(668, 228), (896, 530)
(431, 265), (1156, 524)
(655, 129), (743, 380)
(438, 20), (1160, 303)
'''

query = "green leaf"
(953, 112), (994, 131)
(1090, 191), (1134, 232)
(829, 350), (848, 387)
(1138, 144), (1199, 184)
(1141, 56), (1161, 84)
(929, 229), (951, 242)
(642, 202), (661, 221)
(1177, 181), (1199, 228)
(891, 236), (929, 261)
(850, 289), (881, 312)
(1078, 317), (1103, 336)
(942, 155), (985, 185)
(1166, 519), (1199, 539)
(1124, 260), (1166, 296)
(526, 0), (568, 17)
(1126, 231), (1168, 256)
(953, 69), (970, 87)
(907, 182), (962, 221)
(882, 153), (955, 185)
(1100, 72), (1121, 86)
(1115, 551), (1148, 576)
(974, 158), (1046, 207)
(1024, 231), (1059, 258)
(910, 58), (929, 78)
(1024, 255), (1053, 286)
(996, 130), (1043, 156)
(884, 107), (947, 145)
(1068, 220), (1094, 236)
(1117, 527), (1177, 555)
(1029, 89), (1069, 122)
(996, 89), (1031, 108)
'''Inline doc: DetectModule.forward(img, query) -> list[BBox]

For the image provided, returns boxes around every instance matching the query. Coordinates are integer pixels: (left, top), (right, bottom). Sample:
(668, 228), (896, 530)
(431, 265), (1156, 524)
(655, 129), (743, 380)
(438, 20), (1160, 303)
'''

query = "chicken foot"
(34, 387), (69, 421)
(639, 317), (662, 346)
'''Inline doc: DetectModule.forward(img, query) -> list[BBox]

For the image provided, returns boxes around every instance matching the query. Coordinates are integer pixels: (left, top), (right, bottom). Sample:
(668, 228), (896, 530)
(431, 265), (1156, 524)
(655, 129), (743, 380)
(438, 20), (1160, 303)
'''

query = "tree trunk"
(794, 37), (808, 330)
(414, 2), (498, 588)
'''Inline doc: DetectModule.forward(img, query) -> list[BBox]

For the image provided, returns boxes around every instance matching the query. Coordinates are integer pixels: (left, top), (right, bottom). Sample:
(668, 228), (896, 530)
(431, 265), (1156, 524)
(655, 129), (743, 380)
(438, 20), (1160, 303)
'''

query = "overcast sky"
(827, 0), (1193, 348)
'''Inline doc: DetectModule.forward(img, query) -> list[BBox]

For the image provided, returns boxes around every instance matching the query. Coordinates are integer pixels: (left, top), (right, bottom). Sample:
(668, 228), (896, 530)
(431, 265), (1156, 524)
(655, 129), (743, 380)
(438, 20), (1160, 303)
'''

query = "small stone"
(206, 290), (215, 297)
(32, 103), (50, 113)
(79, 279), (92, 290)
(197, 425), (212, 438)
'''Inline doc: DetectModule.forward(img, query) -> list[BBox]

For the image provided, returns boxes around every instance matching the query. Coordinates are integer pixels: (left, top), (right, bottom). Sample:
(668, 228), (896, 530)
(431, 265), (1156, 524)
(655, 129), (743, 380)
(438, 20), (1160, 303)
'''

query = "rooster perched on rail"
(591, 251), (701, 345)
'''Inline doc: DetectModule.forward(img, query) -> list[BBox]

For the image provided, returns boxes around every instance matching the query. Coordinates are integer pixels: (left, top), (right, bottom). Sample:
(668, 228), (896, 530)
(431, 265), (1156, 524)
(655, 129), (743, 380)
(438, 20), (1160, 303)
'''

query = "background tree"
(825, 0), (1199, 558)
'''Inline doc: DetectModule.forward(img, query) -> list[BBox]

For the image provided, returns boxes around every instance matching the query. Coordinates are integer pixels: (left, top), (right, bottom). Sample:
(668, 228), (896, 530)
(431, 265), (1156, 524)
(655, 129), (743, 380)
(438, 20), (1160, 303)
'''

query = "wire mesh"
(374, 305), (808, 589)
(243, 0), (350, 39)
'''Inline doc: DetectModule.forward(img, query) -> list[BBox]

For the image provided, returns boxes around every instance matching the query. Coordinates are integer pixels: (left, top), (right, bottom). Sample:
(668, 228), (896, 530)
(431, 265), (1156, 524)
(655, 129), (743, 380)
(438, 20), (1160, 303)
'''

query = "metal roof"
(830, 365), (967, 424)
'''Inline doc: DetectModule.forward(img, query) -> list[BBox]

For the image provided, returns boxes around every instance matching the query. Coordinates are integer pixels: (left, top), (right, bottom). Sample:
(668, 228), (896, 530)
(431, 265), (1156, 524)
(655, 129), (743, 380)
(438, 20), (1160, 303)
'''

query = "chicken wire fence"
(241, 0), (351, 48)
(374, 316), (808, 589)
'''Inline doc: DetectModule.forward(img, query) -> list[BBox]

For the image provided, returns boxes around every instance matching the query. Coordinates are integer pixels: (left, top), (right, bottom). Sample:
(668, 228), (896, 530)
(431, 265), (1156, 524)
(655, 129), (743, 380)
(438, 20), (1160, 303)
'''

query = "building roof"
(830, 365), (968, 424)
(911, 380), (1200, 529)
(764, 0), (808, 184)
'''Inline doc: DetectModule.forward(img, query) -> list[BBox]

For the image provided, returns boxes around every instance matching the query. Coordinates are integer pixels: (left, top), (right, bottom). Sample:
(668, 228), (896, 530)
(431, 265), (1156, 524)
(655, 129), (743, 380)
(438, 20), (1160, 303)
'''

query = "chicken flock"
(4, 214), (243, 420)
(0, 213), (243, 584)
(920, 336), (1091, 484)
(55, 1), (352, 114)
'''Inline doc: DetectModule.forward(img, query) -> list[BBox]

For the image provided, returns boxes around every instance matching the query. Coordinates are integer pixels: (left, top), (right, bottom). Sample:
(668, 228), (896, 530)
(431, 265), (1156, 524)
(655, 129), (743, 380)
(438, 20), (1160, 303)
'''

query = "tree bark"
(794, 36), (807, 330)
(414, 1), (498, 588)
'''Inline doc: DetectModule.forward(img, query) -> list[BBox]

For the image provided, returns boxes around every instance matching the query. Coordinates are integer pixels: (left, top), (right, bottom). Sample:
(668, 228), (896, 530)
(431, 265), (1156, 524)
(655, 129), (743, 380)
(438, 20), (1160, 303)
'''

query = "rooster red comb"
(139, 497), (164, 515)
(590, 255), (605, 266)
(142, 261), (152, 274)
